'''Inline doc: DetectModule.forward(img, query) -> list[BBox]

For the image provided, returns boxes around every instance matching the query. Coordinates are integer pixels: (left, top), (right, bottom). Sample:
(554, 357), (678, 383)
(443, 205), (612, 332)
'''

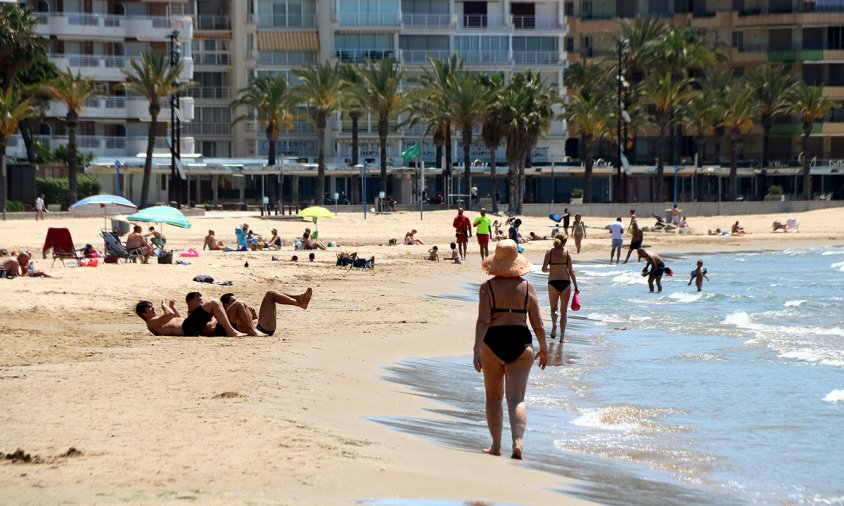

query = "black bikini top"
(549, 248), (569, 266)
(488, 280), (529, 314)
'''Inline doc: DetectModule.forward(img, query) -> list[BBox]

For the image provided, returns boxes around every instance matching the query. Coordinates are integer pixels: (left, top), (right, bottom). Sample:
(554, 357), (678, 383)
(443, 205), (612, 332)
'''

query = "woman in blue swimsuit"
(541, 234), (579, 340)
(474, 239), (547, 460)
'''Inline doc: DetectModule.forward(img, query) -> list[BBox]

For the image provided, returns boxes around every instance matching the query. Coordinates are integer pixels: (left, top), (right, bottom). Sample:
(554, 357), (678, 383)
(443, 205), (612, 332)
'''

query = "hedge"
(6, 200), (26, 212)
(36, 175), (102, 209)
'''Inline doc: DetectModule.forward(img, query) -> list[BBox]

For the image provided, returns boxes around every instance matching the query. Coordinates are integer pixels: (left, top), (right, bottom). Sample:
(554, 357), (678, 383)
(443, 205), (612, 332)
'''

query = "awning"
(257, 31), (320, 51)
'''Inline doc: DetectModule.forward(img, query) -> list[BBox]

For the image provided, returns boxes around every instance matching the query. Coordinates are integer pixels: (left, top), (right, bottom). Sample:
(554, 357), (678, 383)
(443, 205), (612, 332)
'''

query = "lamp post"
(169, 30), (182, 208)
(616, 38), (630, 203)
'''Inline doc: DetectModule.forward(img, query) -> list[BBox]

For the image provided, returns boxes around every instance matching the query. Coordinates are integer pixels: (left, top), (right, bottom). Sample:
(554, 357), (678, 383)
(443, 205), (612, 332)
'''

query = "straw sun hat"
(481, 239), (532, 277)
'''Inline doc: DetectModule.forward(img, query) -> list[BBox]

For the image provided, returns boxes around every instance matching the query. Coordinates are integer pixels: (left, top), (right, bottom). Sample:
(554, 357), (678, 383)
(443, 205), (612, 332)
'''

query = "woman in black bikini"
(474, 239), (547, 460)
(541, 234), (578, 340)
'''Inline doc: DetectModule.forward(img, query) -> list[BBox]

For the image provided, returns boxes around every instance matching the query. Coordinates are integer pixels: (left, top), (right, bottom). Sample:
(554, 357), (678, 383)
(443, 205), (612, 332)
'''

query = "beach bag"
(158, 250), (173, 264)
(571, 291), (581, 311)
(104, 256), (119, 264)
(350, 257), (374, 269)
(193, 274), (214, 284)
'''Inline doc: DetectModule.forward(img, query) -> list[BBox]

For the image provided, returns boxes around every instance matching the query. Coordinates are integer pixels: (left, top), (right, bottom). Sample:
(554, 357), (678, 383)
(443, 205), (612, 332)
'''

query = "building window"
(335, 33), (394, 62)
(257, 0), (317, 27)
(191, 39), (231, 66)
(338, 0), (400, 26)
(257, 50), (317, 65)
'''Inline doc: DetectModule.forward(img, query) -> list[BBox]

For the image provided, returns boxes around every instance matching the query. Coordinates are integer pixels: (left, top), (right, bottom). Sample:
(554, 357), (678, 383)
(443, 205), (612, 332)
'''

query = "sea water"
(377, 246), (844, 506)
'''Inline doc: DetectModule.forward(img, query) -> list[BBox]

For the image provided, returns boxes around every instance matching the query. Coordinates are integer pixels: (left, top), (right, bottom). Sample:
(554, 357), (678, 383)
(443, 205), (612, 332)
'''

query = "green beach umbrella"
(127, 205), (192, 229)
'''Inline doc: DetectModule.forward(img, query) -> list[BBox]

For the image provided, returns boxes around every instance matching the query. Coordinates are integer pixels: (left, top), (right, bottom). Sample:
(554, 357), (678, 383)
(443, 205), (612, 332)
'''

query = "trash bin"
(110, 219), (131, 236)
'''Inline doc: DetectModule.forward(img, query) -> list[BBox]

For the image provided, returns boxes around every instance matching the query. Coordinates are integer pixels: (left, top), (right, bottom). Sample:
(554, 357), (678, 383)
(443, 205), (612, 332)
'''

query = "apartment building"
(565, 0), (844, 168)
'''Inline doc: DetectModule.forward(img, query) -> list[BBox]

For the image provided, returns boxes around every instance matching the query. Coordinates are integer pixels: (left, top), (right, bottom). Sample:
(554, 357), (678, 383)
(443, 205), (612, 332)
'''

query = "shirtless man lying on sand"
(218, 288), (312, 336)
(135, 293), (244, 337)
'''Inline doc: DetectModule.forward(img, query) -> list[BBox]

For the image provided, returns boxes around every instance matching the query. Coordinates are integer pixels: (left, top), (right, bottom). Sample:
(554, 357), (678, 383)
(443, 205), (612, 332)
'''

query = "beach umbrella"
(297, 206), (335, 233)
(127, 205), (192, 229)
(69, 194), (138, 229)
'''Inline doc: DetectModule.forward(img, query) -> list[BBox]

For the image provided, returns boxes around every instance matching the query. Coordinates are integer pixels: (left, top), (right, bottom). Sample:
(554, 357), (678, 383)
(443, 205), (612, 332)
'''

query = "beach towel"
(193, 274), (214, 283)
(571, 291), (581, 311)
(180, 248), (199, 258)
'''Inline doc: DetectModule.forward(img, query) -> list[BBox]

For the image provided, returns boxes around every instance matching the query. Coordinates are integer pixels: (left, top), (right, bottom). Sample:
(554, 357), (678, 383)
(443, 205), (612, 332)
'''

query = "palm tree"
(447, 69), (487, 209)
(786, 81), (838, 200)
(122, 51), (190, 208)
(563, 60), (611, 100)
(353, 58), (404, 195)
(480, 73), (506, 213)
(639, 71), (693, 202)
(721, 80), (757, 201)
(231, 74), (293, 208)
(41, 68), (102, 205)
(561, 92), (614, 203)
(0, 86), (36, 218)
(746, 65), (795, 199)
(338, 64), (366, 168)
(499, 71), (558, 214)
(683, 88), (723, 200)
(292, 62), (345, 206)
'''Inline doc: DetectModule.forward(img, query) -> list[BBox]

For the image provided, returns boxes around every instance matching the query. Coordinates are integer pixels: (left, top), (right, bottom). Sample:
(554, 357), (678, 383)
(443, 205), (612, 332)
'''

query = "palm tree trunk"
(802, 124), (812, 200)
(462, 125), (471, 210)
(67, 111), (79, 206)
(18, 119), (38, 163)
(350, 111), (360, 167)
(584, 135), (594, 203)
(445, 129), (453, 206)
(0, 148), (7, 220)
(759, 118), (772, 201)
(655, 122), (667, 202)
(517, 163), (527, 215)
(140, 116), (157, 208)
(266, 127), (277, 210)
(695, 136), (705, 201)
(507, 162), (518, 215)
(379, 117), (388, 195)
(316, 113), (326, 206)
(488, 144), (498, 214)
(729, 129), (739, 201)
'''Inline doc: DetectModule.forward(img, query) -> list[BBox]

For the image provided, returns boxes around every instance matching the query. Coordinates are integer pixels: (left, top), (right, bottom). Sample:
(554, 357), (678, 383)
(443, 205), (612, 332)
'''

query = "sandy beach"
(1, 205), (843, 505)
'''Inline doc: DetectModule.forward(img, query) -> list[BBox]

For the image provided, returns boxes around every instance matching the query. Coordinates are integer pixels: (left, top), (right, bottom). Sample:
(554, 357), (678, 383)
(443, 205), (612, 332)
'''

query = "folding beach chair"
(786, 219), (799, 232)
(101, 230), (143, 263)
(235, 228), (249, 251)
(43, 227), (82, 267)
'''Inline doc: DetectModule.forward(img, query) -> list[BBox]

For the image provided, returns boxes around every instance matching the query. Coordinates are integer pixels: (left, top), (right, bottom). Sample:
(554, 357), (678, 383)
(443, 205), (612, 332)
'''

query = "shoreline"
(1, 208), (843, 504)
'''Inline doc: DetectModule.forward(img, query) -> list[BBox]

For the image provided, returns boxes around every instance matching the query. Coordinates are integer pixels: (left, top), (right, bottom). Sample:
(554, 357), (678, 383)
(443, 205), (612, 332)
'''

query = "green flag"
(401, 143), (420, 160)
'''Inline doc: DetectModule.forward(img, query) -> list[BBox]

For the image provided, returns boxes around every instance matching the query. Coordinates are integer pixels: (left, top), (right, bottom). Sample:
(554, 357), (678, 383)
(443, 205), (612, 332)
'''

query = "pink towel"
(571, 292), (581, 311)
(180, 248), (199, 258)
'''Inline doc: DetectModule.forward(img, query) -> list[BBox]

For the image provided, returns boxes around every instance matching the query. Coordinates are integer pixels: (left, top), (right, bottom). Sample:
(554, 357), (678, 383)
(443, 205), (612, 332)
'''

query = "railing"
(36, 12), (180, 29)
(195, 53), (232, 65)
(184, 87), (231, 100)
(402, 13), (452, 28)
(399, 49), (452, 65)
(512, 15), (561, 29)
(739, 2), (844, 15)
(337, 12), (400, 27)
(257, 51), (318, 66)
(461, 14), (508, 28)
(458, 50), (510, 65)
(334, 49), (394, 63)
(256, 14), (317, 28)
(513, 51), (560, 65)
(182, 122), (231, 135)
(195, 15), (231, 30)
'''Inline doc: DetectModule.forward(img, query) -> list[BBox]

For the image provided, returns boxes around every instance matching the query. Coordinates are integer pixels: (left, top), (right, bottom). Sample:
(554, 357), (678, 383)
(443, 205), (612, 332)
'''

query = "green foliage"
(767, 185), (784, 196)
(571, 188), (584, 198)
(5, 200), (26, 212)
(36, 175), (102, 208)
(52, 144), (94, 167)
(32, 138), (53, 164)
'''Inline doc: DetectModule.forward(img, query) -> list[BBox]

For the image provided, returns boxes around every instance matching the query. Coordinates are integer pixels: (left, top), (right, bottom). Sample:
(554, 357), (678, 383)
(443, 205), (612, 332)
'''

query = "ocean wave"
(832, 261), (844, 272)
(676, 352), (725, 362)
(585, 312), (626, 324)
(822, 390), (844, 403)
(667, 291), (704, 303)
(784, 299), (807, 307)
(580, 269), (624, 278)
(570, 405), (685, 433)
(822, 249), (844, 256)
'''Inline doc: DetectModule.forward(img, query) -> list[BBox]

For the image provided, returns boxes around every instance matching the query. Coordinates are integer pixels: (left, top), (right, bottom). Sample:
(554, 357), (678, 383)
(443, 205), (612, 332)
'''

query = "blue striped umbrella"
(127, 206), (191, 229)
(69, 194), (138, 228)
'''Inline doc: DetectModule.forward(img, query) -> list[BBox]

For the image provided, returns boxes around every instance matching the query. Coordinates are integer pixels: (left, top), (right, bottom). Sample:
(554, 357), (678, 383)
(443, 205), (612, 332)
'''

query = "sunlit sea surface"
(376, 246), (844, 506)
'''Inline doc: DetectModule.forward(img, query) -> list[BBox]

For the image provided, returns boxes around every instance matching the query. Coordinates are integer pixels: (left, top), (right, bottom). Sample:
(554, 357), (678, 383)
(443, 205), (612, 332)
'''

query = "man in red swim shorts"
(453, 207), (472, 260)
(473, 207), (491, 259)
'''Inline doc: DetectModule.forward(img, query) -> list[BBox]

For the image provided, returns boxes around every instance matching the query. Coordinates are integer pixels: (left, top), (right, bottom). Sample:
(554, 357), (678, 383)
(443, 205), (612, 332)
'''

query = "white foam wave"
(784, 299), (806, 307)
(823, 390), (844, 403)
(580, 269), (622, 278)
(832, 261), (844, 272)
(612, 271), (648, 285)
(667, 291), (703, 303)
(822, 249), (844, 256)
(570, 405), (680, 433)
(586, 312), (625, 324)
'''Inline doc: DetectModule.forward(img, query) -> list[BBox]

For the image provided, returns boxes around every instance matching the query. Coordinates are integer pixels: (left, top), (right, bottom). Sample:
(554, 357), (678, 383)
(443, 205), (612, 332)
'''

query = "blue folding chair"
(235, 228), (249, 251)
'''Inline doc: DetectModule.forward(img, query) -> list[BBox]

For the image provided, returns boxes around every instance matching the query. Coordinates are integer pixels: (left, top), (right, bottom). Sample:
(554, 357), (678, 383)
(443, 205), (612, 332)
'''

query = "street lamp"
(616, 37), (630, 203)
(169, 30), (182, 208)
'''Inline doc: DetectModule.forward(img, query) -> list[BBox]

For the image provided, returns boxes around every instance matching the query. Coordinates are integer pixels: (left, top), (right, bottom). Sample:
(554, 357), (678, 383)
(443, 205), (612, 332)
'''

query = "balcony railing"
(195, 53), (232, 65)
(513, 51), (560, 65)
(399, 49), (452, 65)
(334, 49), (394, 63)
(257, 51), (318, 66)
(401, 13), (453, 28)
(512, 15), (561, 30)
(457, 50), (510, 65)
(36, 12), (180, 30)
(184, 87), (231, 100)
(337, 12), (400, 27)
(460, 14), (508, 28)
(182, 122), (231, 135)
(739, 2), (844, 15)
(195, 15), (231, 30)
(256, 14), (318, 28)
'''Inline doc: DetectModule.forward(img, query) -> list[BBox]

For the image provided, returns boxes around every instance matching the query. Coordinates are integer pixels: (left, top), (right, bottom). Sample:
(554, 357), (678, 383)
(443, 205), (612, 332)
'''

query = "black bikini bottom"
(547, 279), (571, 292)
(483, 325), (532, 363)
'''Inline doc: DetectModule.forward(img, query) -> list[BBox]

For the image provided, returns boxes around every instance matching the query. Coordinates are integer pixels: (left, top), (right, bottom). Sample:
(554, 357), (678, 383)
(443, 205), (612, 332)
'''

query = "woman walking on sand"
(571, 214), (586, 253)
(541, 234), (578, 340)
(473, 239), (547, 459)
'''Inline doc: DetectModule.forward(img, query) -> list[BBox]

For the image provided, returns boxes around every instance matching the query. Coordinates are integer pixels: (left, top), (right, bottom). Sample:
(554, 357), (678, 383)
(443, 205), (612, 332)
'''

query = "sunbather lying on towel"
(217, 289), (312, 336)
(135, 294), (244, 337)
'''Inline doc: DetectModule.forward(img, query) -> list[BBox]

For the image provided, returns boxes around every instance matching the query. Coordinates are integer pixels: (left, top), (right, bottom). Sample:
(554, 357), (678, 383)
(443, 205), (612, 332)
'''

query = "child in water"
(688, 260), (709, 292)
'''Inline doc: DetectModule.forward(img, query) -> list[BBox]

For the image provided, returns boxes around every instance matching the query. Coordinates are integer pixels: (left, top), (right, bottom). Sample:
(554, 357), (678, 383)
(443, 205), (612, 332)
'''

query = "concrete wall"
(519, 200), (844, 219)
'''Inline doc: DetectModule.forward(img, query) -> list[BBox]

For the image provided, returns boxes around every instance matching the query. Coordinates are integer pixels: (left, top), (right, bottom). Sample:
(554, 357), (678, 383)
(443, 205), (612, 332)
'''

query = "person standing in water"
(541, 234), (578, 340)
(688, 260), (709, 292)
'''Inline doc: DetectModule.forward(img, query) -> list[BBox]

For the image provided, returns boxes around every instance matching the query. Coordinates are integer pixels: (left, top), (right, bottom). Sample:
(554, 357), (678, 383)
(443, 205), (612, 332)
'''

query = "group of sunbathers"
(136, 288), (312, 338)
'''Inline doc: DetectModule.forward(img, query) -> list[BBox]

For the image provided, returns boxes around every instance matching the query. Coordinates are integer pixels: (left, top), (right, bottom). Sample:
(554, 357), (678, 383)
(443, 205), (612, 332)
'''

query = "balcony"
(182, 122), (232, 135)
(34, 12), (192, 41)
(194, 53), (232, 66)
(184, 86), (232, 100)
(399, 49), (452, 65)
(47, 96), (195, 122)
(458, 50), (511, 65)
(256, 14), (318, 28)
(7, 135), (195, 158)
(334, 49), (395, 63)
(401, 13), (454, 29)
(194, 15), (231, 31)
(336, 12), (400, 28)
(49, 54), (193, 82)
(459, 14), (509, 29)
(512, 15), (562, 30)
(513, 51), (561, 66)
(257, 51), (318, 66)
